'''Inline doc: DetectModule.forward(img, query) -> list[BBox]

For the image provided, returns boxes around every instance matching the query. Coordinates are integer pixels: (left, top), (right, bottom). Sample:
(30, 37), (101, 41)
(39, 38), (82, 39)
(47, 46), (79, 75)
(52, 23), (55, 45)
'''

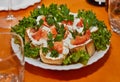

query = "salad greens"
(11, 3), (111, 65)
(91, 28), (111, 51)
(77, 10), (111, 50)
(77, 10), (98, 31)
(63, 50), (90, 65)
(24, 43), (40, 58)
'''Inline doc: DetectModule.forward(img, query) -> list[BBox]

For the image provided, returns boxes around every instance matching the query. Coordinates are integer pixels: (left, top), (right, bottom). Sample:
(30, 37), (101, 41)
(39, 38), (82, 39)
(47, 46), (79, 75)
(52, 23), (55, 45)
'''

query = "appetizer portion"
(11, 4), (111, 65)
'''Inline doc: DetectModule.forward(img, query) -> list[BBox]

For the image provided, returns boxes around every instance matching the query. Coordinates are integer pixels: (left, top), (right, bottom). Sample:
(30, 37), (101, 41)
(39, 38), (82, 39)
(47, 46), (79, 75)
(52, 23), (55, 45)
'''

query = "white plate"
(0, 0), (41, 11)
(11, 35), (109, 70)
(11, 38), (110, 70)
(25, 45), (110, 70)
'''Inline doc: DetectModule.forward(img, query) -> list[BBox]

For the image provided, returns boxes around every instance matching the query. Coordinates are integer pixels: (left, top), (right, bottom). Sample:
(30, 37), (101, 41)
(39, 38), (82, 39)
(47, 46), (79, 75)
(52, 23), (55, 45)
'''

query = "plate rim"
(0, 0), (41, 11)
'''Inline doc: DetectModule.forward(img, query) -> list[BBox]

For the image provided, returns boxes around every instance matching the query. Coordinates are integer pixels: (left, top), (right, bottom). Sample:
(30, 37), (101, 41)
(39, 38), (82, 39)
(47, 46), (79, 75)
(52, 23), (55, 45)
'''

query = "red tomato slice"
(53, 42), (63, 54)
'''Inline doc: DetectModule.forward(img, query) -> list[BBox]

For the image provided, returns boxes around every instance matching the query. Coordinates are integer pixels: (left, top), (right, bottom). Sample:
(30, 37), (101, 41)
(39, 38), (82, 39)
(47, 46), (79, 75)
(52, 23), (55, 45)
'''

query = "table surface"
(0, 0), (120, 82)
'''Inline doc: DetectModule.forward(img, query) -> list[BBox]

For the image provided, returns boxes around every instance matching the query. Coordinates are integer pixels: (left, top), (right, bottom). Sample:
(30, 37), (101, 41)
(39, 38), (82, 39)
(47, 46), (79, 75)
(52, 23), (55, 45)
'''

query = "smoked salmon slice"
(53, 42), (63, 54)
(32, 28), (47, 41)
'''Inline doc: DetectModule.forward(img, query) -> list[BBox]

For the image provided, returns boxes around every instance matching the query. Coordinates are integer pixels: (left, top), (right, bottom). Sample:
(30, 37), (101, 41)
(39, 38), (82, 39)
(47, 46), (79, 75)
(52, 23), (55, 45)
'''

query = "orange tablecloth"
(0, 0), (120, 82)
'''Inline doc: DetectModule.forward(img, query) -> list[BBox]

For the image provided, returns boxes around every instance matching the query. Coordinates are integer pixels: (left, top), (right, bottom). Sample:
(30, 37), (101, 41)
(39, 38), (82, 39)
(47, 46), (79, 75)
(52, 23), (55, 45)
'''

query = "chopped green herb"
(70, 30), (80, 39)
(50, 50), (59, 58)
(54, 24), (65, 41)
(36, 19), (44, 28)
(46, 15), (55, 26)
(47, 33), (54, 48)
(42, 47), (49, 54)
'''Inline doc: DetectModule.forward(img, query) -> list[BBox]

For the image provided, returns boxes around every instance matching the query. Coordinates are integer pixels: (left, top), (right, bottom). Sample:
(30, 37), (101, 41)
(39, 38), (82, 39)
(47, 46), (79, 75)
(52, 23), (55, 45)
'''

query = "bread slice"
(70, 45), (86, 53)
(39, 49), (66, 65)
(86, 40), (95, 56)
(25, 28), (30, 43)
(70, 40), (95, 57)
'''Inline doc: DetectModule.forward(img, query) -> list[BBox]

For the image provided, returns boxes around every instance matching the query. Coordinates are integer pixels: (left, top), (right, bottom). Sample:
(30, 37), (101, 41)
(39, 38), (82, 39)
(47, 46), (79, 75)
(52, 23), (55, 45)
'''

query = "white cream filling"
(45, 46), (69, 60)
(90, 26), (98, 32)
(41, 26), (51, 33)
(72, 18), (84, 33)
(66, 15), (84, 34)
(26, 28), (48, 47)
(36, 15), (44, 25)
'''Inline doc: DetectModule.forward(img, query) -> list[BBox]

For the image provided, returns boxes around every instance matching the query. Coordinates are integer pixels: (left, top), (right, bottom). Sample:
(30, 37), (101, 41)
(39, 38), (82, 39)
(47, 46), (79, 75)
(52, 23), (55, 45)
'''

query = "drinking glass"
(0, 0), (21, 28)
(0, 32), (24, 82)
(108, 0), (120, 34)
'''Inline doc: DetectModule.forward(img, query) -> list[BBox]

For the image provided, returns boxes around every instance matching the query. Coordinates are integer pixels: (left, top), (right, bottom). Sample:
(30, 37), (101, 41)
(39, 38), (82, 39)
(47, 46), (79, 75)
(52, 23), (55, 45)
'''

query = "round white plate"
(0, 0), (41, 11)
(11, 35), (110, 70)
(25, 46), (110, 70)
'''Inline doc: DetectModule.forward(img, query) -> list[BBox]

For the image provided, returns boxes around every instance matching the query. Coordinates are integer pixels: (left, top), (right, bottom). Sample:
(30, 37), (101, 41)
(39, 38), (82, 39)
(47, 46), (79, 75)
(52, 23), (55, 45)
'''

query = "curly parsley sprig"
(91, 28), (111, 51)
(77, 10), (98, 31)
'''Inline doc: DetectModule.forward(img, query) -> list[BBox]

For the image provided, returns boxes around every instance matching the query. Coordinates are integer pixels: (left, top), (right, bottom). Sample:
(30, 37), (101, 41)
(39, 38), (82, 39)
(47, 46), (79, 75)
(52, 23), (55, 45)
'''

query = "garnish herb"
(47, 33), (54, 48)
(42, 47), (49, 54)
(54, 24), (65, 41)
(30, 4), (48, 18)
(77, 10), (98, 31)
(19, 17), (37, 28)
(46, 15), (55, 26)
(50, 50), (59, 58)
(70, 30), (81, 39)
(36, 19), (44, 29)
